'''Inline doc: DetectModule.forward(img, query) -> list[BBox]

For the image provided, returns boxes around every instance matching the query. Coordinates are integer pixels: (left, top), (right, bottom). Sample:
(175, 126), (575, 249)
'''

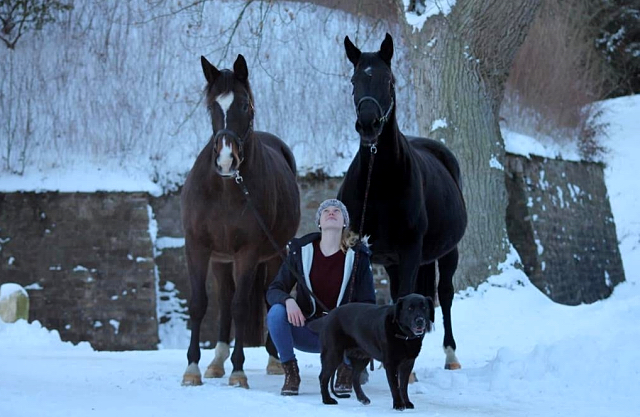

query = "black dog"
(308, 294), (434, 410)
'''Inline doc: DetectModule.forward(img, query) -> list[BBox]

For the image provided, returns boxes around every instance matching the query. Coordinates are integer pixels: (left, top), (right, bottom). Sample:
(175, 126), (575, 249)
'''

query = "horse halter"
(212, 120), (253, 171)
(355, 86), (395, 147)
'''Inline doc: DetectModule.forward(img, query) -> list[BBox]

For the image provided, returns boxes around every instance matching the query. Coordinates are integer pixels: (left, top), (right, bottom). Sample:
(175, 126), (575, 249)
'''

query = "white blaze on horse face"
(217, 138), (234, 174)
(216, 92), (234, 128)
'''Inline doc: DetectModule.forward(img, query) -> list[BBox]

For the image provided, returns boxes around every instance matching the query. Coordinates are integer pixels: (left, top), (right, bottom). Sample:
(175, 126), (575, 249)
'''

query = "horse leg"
(385, 264), (400, 302)
(264, 255), (284, 375)
(182, 241), (210, 386)
(228, 257), (258, 388)
(265, 334), (284, 375)
(392, 262), (435, 385)
(205, 261), (234, 378)
(438, 247), (461, 370)
(397, 243), (422, 297)
(416, 262), (436, 303)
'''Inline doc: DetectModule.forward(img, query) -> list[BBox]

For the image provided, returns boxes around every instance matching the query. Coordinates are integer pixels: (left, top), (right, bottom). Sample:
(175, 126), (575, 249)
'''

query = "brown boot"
(280, 360), (300, 396)
(334, 363), (353, 394)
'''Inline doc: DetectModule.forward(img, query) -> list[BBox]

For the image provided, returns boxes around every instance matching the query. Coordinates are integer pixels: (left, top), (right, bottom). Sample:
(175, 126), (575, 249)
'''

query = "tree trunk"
(396, 0), (542, 288)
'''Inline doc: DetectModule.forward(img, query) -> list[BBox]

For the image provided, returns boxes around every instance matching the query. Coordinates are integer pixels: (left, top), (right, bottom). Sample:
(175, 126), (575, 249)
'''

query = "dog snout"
(415, 316), (426, 327)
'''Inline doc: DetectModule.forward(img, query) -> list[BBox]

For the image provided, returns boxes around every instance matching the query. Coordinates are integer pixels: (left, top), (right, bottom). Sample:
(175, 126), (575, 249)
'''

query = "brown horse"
(180, 54), (300, 387)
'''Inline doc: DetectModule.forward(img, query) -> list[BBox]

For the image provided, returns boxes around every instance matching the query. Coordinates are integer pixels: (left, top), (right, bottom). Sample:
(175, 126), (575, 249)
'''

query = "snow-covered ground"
(1, 95), (638, 416)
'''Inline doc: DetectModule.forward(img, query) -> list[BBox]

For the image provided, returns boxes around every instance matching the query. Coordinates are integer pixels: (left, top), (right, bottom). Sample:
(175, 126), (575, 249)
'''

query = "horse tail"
(244, 262), (268, 347)
(330, 370), (351, 399)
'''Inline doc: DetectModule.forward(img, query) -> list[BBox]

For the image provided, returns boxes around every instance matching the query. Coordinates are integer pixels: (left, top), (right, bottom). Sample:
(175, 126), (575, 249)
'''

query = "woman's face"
(319, 206), (344, 230)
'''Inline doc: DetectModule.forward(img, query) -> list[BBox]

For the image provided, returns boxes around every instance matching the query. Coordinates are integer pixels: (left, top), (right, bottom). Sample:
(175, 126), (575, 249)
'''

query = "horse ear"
(233, 54), (249, 82)
(344, 36), (361, 66)
(425, 296), (435, 323)
(201, 55), (220, 84)
(379, 33), (394, 66)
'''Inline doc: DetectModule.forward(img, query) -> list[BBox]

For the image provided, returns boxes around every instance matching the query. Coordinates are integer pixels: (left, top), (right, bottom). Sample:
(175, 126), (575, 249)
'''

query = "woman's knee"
(267, 303), (287, 328)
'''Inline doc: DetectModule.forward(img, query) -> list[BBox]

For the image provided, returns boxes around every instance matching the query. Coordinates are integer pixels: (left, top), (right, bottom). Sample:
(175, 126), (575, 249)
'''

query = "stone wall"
(505, 154), (625, 305)
(0, 192), (158, 350)
(0, 156), (625, 349)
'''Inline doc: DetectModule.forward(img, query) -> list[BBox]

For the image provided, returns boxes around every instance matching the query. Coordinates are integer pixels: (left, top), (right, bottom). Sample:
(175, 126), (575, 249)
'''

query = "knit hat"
(316, 199), (350, 229)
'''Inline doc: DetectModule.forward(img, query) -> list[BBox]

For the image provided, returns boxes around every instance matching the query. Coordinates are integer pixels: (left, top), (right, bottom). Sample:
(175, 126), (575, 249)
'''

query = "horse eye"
(241, 103), (249, 112)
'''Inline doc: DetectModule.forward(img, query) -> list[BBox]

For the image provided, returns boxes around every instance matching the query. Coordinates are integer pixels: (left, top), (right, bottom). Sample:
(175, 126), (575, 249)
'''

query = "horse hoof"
(204, 364), (225, 378)
(229, 372), (249, 389)
(182, 363), (203, 386)
(266, 356), (284, 375)
(444, 347), (461, 370)
(181, 373), (203, 386)
(445, 362), (462, 370)
(408, 371), (418, 383)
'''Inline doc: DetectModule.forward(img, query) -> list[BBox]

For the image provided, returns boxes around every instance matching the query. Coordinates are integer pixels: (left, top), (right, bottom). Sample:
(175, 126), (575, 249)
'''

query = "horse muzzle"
(355, 120), (382, 147)
(212, 132), (243, 178)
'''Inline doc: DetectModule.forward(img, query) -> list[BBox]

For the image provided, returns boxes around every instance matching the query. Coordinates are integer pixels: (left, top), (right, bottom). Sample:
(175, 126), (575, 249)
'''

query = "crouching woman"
(266, 199), (376, 395)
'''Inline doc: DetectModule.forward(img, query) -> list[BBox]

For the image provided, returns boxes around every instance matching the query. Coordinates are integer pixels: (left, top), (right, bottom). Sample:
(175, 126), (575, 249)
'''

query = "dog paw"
(358, 397), (371, 405)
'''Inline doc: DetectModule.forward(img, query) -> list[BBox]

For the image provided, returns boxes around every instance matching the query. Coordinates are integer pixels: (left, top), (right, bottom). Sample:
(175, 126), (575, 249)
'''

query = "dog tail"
(330, 371), (350, 399)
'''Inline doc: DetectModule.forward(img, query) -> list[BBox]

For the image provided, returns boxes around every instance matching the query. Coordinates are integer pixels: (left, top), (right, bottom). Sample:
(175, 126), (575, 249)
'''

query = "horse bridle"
(212, 120), (253, 171)
(355, 83), (395, 148)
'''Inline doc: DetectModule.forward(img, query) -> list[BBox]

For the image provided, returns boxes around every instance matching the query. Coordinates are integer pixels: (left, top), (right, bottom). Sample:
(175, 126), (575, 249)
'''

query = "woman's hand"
(285, 298), (306, 327)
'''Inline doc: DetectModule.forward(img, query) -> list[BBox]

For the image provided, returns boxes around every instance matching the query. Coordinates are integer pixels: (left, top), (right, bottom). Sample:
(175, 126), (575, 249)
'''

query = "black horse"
(180, 54), (300, 387)
(337, 34), (467, 369)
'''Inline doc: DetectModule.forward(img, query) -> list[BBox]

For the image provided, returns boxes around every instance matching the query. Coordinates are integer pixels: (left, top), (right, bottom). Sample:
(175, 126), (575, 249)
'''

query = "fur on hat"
(315, 199), (350, 229)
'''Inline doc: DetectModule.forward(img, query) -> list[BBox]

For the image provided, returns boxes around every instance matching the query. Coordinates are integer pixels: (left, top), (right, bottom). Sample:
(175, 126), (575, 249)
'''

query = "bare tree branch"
(0, 0), (72, 49)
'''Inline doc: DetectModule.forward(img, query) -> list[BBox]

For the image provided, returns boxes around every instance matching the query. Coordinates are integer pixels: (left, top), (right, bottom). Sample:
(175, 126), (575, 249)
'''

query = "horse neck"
(359, 112), (409, 170)
(239, 131), (268, 177)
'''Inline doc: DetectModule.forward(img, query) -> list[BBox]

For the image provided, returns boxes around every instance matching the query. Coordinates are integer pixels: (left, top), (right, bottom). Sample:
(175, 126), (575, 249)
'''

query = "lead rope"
(234, 172), (332, 314)
(346, 145), (377, 303)
(233, 144), (376, 311)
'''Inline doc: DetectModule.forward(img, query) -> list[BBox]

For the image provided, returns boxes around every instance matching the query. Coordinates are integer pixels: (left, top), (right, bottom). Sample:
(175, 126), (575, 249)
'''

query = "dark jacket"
(266, 232), (376, 318)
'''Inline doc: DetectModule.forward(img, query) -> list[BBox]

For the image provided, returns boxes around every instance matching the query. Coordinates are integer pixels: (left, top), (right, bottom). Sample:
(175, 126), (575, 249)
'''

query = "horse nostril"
(372, 119), (381, 129)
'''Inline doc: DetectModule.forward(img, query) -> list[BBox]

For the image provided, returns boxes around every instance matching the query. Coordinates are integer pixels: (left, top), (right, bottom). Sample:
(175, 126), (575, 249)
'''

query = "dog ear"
(394, 297), (404, 322)
(425, 296), (435, 323)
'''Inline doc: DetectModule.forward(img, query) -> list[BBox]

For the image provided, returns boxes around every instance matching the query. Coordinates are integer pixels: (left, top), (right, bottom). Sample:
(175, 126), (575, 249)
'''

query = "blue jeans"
(267, 303), (321, 363)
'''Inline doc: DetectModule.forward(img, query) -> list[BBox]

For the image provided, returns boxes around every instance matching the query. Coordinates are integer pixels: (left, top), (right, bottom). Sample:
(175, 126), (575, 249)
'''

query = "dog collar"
(394, 332), (424, 341)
